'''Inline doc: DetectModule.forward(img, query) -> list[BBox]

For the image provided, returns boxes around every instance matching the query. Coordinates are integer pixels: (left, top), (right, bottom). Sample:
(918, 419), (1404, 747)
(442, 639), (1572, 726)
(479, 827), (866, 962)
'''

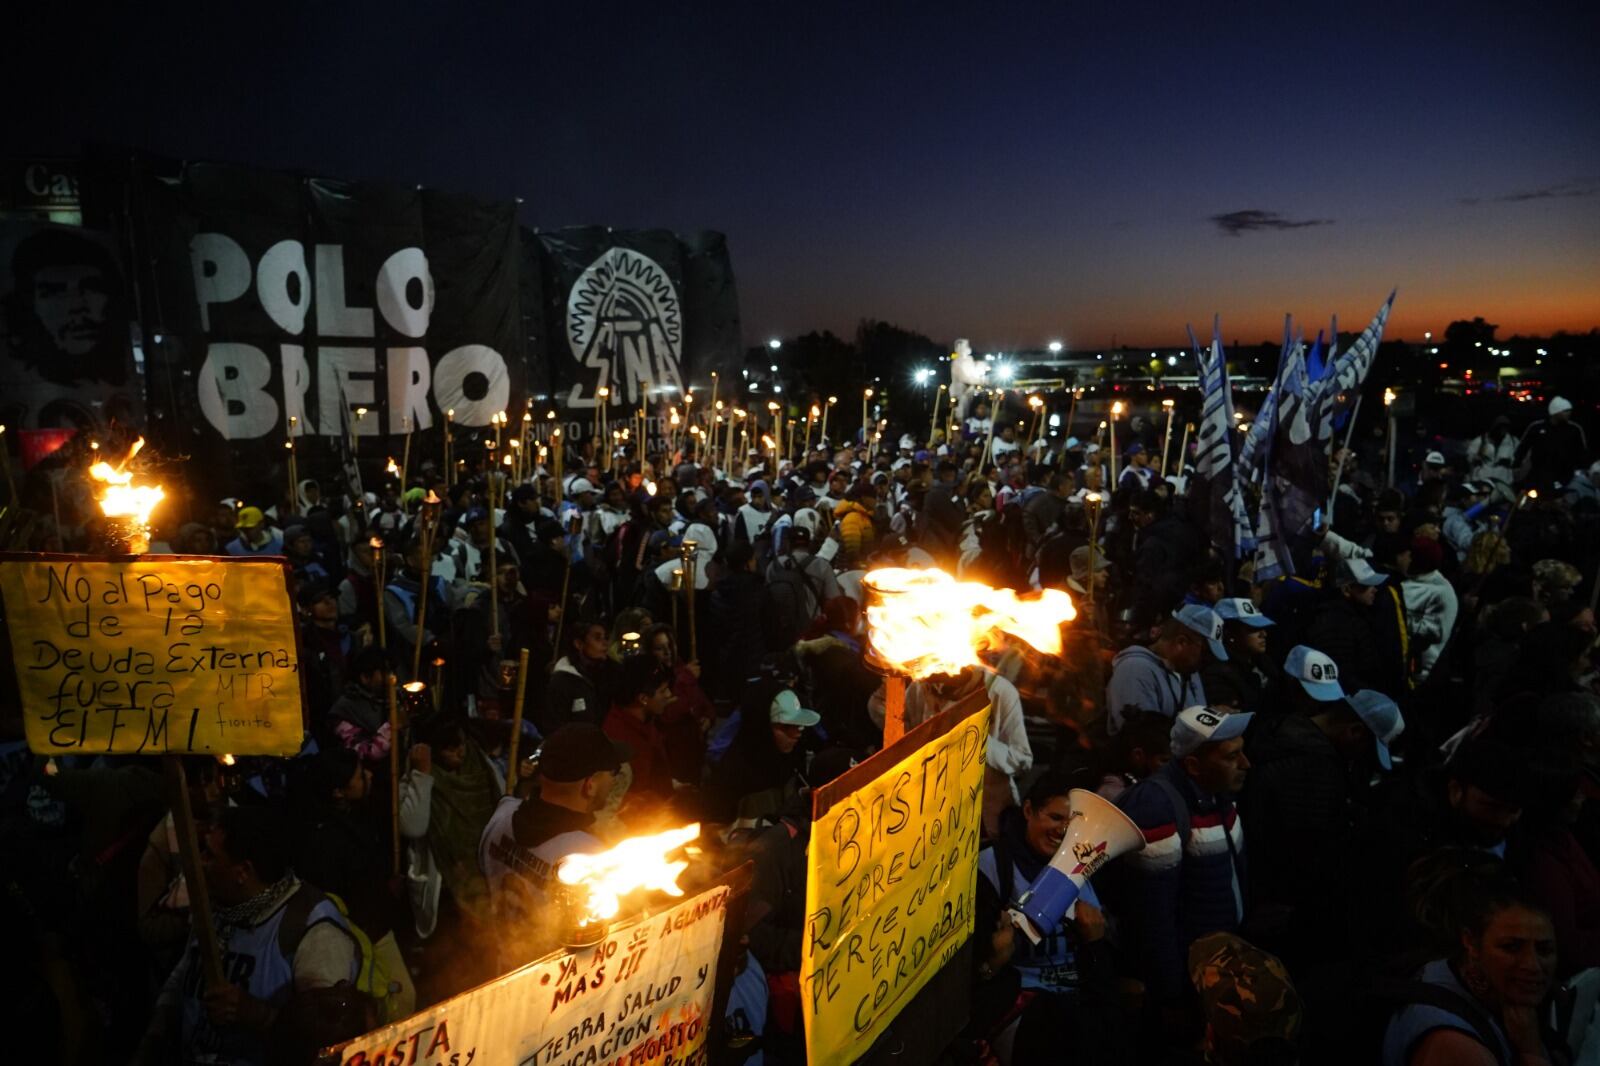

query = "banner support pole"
(164, 755), (225, 991)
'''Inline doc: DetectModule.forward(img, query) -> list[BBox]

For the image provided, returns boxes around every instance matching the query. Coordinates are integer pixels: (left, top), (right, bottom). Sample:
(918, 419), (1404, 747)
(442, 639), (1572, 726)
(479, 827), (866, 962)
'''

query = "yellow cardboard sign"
(1, 556), (304, 756)
(801, 703), (990, 1066)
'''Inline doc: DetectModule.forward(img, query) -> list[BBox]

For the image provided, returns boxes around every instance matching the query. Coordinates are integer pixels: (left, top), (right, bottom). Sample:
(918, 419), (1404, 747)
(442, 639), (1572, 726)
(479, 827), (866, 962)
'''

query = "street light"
(768, 339), (782, 350)
(1047, 341), (1063, 354)
(994, 363), (1015, 382)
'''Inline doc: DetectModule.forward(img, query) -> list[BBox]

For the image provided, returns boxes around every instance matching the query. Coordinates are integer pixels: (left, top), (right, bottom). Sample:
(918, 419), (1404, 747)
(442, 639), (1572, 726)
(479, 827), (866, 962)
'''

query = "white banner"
(337, 885), (729, 1066)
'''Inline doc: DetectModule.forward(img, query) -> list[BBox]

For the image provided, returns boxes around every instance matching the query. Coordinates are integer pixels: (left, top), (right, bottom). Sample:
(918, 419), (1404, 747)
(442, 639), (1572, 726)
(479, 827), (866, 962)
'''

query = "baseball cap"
(1549, 396), (1573, 416)
(1188, 933), (1303, 1061)
(566, 476), (597, 497)
(770, 690), (821, 727)
(1124, 442), (1146, 458)
(1173, 604), (1228, 661)
(539, 723), (629, 783)
(464, 505), (490, 525)
(1284, 645), (1344, 701)
(748, 479), (769, 496)
(512, 483), (540, 505)
(1333, 558), (1386, 588)
(235, 506), (265, 530)
(899, 434), (916, 451)
(1215, 597), (1273, 628)
(1346, 690), (1404, 770)
(1170, 706), (1253, 758)
(1423, 451), (1446, 466)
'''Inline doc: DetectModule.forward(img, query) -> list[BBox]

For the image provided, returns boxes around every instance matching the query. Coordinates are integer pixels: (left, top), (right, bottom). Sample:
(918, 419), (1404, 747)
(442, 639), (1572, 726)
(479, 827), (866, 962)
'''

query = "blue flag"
(1253, 292), (1396, 582)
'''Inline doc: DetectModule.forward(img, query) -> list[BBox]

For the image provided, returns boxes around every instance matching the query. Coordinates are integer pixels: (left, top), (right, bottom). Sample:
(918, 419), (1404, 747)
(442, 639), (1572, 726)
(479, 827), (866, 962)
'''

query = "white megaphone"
(1008, 788), (1146, 945)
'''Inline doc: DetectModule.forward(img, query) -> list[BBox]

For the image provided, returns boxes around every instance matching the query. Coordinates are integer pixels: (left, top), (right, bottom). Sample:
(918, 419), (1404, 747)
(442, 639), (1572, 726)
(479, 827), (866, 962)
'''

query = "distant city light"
(1047, 341), (1063, 354)
(1167, 355), (1178, 366)
(768, 339), (782, 350)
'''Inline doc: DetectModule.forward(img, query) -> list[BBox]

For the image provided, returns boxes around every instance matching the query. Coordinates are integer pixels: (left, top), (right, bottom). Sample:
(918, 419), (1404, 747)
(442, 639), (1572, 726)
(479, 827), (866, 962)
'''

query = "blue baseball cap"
(1347, 690), (1404, 770)
(1285, 645), (1344, 701)
(1174, 604), (1228, 661)
(1215, 597), (1273, 629)
(1171, 706), (1254, 757)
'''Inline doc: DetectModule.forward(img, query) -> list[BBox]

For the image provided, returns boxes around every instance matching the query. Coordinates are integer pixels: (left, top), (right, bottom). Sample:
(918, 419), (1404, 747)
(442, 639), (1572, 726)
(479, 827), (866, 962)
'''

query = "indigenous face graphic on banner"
(0, 221), (142, 437)
(565, 246), (685, 406)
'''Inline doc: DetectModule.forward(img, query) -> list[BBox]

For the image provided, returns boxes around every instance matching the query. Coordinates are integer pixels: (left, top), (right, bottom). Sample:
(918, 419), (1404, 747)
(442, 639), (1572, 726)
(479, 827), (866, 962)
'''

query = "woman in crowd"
(1383, 877), (1560, 1066)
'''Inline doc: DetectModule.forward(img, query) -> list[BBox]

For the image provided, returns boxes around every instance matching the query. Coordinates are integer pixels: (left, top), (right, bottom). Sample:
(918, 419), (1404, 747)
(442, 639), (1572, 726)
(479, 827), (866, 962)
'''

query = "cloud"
(1461, 179), (1600, 206)
(1209, 209), (1335, 237)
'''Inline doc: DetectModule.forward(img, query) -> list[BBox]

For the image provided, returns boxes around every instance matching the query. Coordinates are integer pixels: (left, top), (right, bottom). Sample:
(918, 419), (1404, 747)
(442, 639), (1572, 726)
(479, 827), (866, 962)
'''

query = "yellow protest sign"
(801, 697), (990, 1066)
(0, 555), (304, 756)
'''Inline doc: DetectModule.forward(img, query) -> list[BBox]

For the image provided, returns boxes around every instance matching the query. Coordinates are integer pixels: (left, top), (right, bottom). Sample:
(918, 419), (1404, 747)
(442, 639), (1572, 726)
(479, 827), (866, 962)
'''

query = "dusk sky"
(12, 2), (1598, 348)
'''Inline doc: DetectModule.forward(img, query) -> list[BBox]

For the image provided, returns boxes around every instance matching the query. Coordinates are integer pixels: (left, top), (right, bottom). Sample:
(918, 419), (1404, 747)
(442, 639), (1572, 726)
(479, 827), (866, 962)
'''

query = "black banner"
(534, 227), (741, 415)
(536, 226), (686, 411)
(680, 229), (743, 386)
(136, 162), (524, 494)
(0, 220), (142, 440)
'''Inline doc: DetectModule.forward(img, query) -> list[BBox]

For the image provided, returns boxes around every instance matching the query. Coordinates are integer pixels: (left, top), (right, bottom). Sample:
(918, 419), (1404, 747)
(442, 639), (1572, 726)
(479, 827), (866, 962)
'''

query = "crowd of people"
(4, 386), (1599, 1066)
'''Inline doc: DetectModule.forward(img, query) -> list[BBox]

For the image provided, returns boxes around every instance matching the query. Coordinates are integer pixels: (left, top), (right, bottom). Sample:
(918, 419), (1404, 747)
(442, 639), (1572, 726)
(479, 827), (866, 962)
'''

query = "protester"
(1104, 606), (1220, 734)
(135, 807), (359, 1066)
(973, 768), (1124, 1062)
(1382, 876), (1559, 1065)
(1204, 597), (1278, 716)
(11, 375), (1596, 1066)
(1113, 706), (1252, 1027)
(476, 724), (625, 966)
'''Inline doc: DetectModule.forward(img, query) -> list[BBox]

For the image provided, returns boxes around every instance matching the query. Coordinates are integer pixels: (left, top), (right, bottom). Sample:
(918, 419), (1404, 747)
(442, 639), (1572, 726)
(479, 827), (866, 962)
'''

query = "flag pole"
(1327, 391), (1365, 512)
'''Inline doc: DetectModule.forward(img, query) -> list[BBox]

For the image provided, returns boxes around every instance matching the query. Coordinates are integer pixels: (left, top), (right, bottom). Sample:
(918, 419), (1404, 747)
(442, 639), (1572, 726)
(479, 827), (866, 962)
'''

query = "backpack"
(764, 557), (821, 651)
(278, 884), (403, 1023)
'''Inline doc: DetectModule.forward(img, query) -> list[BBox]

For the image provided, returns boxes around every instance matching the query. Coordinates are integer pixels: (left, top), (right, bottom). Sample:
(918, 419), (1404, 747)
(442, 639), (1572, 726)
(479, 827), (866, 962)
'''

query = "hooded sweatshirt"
(1104, 645), (1204, 735)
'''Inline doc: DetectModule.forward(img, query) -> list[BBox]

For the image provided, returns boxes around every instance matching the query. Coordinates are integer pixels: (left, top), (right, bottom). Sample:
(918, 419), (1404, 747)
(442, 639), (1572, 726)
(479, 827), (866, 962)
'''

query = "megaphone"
(1008, 788), (1146, 944)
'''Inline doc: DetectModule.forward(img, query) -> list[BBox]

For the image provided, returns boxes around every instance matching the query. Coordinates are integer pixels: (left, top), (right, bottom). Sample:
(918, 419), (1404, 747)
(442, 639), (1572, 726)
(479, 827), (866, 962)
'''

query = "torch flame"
(386, 457), (399, 476)
(90, 437), (165, 543)
(557, 822), (701, 922)
(862, 568), (1075, 680)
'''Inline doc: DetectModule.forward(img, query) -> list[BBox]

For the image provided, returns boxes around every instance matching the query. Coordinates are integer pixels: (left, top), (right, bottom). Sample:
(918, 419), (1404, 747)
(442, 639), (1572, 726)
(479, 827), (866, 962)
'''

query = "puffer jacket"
(833, 499), (876, 562)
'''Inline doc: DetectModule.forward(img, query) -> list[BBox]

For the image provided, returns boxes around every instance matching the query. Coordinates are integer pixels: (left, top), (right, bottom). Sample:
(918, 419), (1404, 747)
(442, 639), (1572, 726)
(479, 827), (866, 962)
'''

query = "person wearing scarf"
(137, 807), (356, 1066)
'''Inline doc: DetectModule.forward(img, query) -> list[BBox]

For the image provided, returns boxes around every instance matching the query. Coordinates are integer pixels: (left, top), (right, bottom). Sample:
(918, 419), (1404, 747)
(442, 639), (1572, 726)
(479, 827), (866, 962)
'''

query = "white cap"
(1550, 396), (1573, 416)
(1170, 706), (1253, 758)
(566, 476), (597, 497)
(1424, 451), (1445, 466)
(899, 434), (916, 451)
